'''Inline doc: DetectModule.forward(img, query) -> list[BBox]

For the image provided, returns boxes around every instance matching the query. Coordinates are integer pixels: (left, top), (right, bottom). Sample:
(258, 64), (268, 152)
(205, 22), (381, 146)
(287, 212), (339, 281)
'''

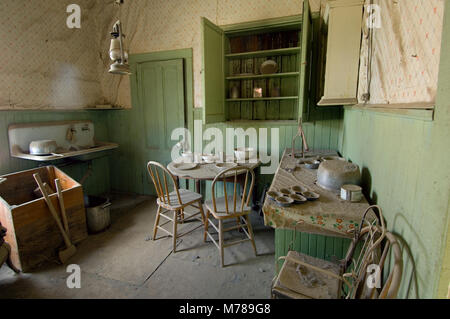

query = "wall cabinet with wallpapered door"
(201, 0), (313, 124)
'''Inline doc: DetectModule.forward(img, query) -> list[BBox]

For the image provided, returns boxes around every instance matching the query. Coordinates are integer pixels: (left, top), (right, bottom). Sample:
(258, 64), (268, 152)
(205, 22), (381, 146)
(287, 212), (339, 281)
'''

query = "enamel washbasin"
(8, 121), (118, 162)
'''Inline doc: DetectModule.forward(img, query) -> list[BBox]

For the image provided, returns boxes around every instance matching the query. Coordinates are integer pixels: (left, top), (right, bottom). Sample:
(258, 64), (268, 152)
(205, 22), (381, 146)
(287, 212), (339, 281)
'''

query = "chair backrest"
(342, 205), (387, 298)
(376, 231), (403, 299)
(147, 161), (182, 207)
(342, 206), (403, 299)
(211, 166), (255, 214)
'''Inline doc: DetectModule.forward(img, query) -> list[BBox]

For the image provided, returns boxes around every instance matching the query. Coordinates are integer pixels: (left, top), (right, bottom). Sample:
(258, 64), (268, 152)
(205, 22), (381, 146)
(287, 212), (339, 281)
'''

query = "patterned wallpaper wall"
(358, 0), (444, 105)
(98, 0), (313, 109)
(0, 0), (110, 110)
(0, 0), (322, 110)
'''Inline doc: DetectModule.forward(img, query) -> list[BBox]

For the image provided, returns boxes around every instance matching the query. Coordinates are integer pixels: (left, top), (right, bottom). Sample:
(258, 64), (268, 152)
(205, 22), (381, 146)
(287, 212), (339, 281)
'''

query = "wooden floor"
(0, 194), (275, 299)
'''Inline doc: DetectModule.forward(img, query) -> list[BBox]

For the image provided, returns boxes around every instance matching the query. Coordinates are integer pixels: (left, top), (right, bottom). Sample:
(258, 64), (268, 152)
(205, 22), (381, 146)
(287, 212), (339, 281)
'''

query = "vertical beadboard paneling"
(0, 110), (111, 195)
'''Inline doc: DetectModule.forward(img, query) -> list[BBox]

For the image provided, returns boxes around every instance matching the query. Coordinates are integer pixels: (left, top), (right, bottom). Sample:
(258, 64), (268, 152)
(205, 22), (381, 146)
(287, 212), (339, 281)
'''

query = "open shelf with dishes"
(201, 2), (312, 124)
(225, 29), (301, 121)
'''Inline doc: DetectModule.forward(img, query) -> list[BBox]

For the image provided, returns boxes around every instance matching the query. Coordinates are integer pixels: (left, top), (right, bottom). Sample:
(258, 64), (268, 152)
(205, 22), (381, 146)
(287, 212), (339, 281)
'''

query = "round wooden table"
(167, 160), (261, 196)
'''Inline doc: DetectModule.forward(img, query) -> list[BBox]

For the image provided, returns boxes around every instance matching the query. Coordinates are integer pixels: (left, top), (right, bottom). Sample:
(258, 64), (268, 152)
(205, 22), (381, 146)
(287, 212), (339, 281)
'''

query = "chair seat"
(205, 196), (252, 219)
(157, 189), (202, 209)
(272, 251), (341, 299)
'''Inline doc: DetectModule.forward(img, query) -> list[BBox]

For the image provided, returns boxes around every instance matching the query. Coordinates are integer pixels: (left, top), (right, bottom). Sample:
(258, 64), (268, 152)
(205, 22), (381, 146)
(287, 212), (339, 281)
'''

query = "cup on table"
(181, 152), (193, 163)
(194, 153), (202, 164)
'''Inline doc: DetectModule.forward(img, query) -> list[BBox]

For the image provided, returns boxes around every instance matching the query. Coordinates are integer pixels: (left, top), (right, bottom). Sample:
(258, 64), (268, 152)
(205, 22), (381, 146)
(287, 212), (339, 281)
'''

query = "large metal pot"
(29, 140), (57, 155)
(317, 160), (361, 191)
(85, 196), (111, 233)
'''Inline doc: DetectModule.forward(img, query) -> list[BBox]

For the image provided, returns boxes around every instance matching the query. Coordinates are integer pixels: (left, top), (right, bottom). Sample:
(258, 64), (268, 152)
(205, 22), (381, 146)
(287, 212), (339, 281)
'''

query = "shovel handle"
(55, 179), (70, 238)
(33, 173), (71, 247)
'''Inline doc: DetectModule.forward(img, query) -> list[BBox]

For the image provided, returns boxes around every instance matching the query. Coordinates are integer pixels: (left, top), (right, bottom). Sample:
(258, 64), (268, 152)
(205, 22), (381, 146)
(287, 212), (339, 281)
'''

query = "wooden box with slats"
(0, 166), (87, 272)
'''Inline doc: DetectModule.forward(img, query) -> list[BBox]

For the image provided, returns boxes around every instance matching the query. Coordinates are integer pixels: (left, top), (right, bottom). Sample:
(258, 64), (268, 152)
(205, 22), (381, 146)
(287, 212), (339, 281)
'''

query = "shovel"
(33, 173), (76, 263)
(55, 179), (70, 238)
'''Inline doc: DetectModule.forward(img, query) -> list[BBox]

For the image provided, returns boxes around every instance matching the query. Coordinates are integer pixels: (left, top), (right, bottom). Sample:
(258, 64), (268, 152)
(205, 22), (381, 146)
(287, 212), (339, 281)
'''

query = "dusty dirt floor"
(0, 194), (275, 298)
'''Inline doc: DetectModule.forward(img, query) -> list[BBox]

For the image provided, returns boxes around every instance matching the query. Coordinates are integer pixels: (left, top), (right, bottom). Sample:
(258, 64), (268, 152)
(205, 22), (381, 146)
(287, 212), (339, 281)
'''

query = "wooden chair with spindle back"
(147, 161), (205, 253)
(204, 166), (257, 267)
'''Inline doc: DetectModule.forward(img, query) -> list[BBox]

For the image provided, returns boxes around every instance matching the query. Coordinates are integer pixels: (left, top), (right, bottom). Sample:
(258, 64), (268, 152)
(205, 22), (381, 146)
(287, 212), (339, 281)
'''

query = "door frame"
(129, 48), (195, 137)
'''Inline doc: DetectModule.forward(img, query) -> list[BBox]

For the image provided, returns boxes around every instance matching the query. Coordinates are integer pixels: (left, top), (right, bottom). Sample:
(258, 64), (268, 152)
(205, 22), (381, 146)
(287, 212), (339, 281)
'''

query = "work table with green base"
(263, 149), (374, 270)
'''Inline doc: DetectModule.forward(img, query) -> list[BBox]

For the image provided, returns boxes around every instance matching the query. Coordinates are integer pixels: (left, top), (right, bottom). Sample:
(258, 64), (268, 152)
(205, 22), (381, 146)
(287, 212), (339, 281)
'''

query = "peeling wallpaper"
(3, 0), (442, 110)
(0, 0), (320, 110)
(98, 0), (310, 109)
(358, 0), (444, 105)
(0, 0), (109, 110)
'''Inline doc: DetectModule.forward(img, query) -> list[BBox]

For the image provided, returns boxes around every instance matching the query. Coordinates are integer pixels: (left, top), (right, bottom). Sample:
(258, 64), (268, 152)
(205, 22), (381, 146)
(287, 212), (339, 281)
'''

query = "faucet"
(291, 118), (309, 159)
(66, 125), (79, 150)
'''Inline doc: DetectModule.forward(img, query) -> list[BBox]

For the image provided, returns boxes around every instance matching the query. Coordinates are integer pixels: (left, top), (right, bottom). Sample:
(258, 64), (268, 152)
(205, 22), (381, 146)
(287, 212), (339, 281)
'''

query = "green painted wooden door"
(201, 17), (225, 124)
(299, 0), (312, 122)
(136, 59), (185, 194)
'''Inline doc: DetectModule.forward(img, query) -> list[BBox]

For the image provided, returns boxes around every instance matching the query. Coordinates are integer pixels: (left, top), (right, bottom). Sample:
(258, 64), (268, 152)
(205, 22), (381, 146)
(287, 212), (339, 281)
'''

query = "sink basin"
(10, 141), (118, 162)
(8, 121), (119, 162)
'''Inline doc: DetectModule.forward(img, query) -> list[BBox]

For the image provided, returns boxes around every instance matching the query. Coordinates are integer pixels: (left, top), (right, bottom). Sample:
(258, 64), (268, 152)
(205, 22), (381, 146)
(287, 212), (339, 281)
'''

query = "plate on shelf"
(173, 163), (198, 170)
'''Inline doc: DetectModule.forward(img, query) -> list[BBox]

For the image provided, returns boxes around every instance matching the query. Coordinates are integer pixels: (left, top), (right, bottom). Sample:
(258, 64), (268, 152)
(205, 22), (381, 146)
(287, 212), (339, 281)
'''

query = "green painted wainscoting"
(339, 4), (450, 299)
(0, 110), (111, 196)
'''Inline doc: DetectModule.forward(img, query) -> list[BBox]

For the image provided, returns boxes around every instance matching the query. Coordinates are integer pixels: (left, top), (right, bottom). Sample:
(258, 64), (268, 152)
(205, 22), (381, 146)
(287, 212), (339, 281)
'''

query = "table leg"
(195, 180), (203, 203)
(195, 180), (201, 194)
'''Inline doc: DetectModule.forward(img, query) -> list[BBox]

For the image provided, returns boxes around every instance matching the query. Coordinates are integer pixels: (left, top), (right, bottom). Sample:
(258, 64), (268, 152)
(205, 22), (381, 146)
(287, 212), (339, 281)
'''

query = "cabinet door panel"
(318, 0), (364, 106)
(202, 18), (225, 124)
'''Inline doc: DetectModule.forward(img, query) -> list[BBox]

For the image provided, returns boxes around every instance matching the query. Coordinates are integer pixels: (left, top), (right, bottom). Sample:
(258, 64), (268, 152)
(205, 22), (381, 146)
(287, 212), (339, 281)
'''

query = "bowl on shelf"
(260, 60), (278, 74)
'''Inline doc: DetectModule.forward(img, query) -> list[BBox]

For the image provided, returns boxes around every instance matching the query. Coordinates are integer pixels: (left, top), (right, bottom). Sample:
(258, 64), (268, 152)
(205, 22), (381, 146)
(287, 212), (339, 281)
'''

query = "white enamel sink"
(8, 121), (118, 162)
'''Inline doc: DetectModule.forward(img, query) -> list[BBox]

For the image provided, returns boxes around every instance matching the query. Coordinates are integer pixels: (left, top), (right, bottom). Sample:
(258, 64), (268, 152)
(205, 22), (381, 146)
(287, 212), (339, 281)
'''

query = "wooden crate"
(0, 166), (88, 272)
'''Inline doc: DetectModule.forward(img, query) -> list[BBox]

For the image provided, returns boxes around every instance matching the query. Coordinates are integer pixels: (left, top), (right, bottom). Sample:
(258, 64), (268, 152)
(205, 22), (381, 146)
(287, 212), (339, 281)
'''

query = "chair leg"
(198, 201), (206, 225)
(179, 209), (185, 223)
(204, 210), (210, 243)
(172, 210), (178, 253)
(152, 205), (162, 240)
(245, 215), (257, 256)
(219, 220), (225, 267)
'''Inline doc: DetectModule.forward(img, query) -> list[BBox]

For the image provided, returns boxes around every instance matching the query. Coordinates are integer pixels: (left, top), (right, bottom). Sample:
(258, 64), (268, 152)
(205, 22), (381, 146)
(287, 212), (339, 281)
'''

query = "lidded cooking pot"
(317, 160), (361, 191)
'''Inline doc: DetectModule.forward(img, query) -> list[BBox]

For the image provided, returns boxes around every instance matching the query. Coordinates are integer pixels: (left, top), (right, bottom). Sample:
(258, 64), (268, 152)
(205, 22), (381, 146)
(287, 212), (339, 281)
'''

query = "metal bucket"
(85, 196), (111, 233)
